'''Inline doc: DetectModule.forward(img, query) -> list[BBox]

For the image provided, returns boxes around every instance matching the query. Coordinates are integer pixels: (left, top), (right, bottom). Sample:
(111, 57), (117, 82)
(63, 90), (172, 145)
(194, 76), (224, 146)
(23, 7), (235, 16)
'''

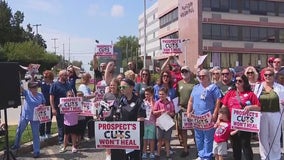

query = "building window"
(212, 24), (221, 39)
(160, 8), (178, 28)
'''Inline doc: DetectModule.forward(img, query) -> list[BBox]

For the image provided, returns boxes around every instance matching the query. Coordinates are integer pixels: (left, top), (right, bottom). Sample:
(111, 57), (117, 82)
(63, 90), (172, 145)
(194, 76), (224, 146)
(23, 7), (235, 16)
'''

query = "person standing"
(135, 69), (152, 99)
(39, 70), (54, 141)
(254, 68), (284, 160)
(11, 82), (46, 158)
(176, 66), (194, 157)
(67, 65), (80, 96)
(111, 78), (146, 160)
(222, 75), (260, 160)
(187, 69), (222, 160)
(50, 70), (72, 145)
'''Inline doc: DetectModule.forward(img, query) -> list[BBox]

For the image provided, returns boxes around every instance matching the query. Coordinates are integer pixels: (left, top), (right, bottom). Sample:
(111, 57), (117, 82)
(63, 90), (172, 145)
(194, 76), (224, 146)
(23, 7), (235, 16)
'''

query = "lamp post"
(182, 39), (190, 66)
(143, 0), (147, 69)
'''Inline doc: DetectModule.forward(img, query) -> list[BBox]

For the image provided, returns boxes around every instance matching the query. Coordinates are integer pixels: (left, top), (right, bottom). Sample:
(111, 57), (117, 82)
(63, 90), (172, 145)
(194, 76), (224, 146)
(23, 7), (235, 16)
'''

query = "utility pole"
(33, 24), (42, 35)
(62, 43), (65, 69)
(143, 0), (147, 69)
(68, 38), (71, 65)
(51, 38), (58, 54)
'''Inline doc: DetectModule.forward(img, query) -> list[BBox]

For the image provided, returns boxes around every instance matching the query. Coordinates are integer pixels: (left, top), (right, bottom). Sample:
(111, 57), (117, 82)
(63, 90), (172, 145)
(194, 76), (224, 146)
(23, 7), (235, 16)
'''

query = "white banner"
(79, 101), (97, 116)
(161, 39), (182, 54)
(191, 111), (214, 130)
(181, 112), (193, 130)
(95, 45), (114, 57)
(231, 108), (260, 133)
(95, 121), (140, 150)
(59, 97), (82, 114)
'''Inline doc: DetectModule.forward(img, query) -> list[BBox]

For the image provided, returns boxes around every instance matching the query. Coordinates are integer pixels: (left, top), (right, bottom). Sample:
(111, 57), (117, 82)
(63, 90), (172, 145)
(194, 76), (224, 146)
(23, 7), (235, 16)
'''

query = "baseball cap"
(268, 57), (275, 63)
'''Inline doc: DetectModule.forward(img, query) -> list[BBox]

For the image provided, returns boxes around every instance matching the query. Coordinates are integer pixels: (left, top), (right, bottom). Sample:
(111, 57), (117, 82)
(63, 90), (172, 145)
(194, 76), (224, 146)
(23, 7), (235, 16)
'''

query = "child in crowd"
(60, 90), (79, 153)
(213, 107), (231, 160)
(142, 87), (156, 159)
(153, 87), (175, 159)
(76, 91), (85, 147)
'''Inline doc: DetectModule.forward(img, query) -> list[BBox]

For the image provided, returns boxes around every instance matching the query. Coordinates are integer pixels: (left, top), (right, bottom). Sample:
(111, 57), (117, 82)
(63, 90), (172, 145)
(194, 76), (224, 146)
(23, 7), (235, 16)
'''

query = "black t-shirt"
(117, 94), (146, 121)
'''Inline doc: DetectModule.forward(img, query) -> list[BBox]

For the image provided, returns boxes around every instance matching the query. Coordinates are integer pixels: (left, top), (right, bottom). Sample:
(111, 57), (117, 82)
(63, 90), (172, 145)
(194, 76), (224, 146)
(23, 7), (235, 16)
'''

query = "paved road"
(0, 130), (267, 160)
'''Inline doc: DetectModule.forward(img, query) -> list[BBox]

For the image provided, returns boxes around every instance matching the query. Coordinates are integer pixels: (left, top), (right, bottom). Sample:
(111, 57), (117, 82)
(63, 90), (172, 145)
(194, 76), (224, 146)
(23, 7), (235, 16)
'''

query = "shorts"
(156, 126), (173, 140)
(64, 124), (79, 134)
(213, 141), (227, 155)
(143, 124), (156, 140)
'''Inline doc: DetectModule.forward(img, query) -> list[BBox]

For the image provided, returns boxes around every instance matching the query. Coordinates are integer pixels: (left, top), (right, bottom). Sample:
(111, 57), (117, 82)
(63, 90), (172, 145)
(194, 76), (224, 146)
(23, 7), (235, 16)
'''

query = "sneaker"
(40, 136), (45, 142)
(180, 151), (189, 157)
(105, 155), (111, 160)
(149, 153), (155, 159)
(142, 153), (148, 159)
(59, 147), (67, 153)
(10, 145), (19, 151)
(45, 134), (52, 139)
(169, 149), (174, 155)
(72, 147), (78, 153)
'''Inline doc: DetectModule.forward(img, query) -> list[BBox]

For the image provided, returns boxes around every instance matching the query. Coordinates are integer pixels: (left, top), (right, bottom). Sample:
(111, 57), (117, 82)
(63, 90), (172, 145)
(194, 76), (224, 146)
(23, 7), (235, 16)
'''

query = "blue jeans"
(55, 113), (64, 144)
(13, 117), (40, 154)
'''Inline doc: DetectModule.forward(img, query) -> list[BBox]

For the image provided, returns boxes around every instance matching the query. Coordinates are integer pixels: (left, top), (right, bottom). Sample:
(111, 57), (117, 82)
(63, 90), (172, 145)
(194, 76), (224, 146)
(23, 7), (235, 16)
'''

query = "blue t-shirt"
(50, 81), (72, 108)
(40, 81), (52, 105)
(190, 83), (221, 115)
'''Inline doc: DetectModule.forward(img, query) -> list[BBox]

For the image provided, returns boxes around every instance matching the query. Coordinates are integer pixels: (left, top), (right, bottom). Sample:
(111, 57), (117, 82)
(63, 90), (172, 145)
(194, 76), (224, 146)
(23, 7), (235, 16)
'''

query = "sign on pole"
(161, 39), (182, 54)
(95, 45), (114, 57)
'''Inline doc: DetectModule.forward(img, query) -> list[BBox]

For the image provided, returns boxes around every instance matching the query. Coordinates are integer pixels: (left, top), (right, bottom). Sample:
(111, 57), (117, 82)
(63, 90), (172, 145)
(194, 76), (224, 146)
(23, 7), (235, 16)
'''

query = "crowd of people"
(9, 55), (284, 160)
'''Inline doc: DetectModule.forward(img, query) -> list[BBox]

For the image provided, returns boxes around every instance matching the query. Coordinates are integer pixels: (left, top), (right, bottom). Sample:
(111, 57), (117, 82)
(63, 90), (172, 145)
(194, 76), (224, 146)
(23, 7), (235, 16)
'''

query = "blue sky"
(6, 0), (156, 70)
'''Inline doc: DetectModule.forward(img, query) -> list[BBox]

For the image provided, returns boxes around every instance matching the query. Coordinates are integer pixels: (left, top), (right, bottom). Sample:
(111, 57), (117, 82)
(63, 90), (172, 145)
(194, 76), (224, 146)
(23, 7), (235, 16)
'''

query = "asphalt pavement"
(0, 129), (267, 160)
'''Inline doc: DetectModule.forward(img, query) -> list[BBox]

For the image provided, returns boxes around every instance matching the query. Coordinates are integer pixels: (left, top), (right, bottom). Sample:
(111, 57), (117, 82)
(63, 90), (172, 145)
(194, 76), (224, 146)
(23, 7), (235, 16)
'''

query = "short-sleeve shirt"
(153, 84), (176, 101)
(64, 113), (78, 126)
(153, 99), (175, 118)
(221, 90), (260, 114)
(214, 121), (231, 143)
(190, 83), (222, 115)
(177, 80), (194, 108)
(50, 81), (72, 108)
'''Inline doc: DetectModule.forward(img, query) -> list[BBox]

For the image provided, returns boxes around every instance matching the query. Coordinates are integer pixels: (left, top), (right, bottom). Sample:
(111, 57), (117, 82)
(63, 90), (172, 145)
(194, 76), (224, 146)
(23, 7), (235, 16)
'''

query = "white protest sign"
(95, 121), (140, 150)
(95, 45), (114, 57)
(191, 111), (214, 130)
(181, 112), (193, 130)
(94, 85), (106, 102)
(156, 112), (175, 131)
(231, 108), (260, 133)
(59, 97), (82, 114)
(33, 105), (51, 123)
(79, 101), (97, 116)
(161, 39), (182, 54)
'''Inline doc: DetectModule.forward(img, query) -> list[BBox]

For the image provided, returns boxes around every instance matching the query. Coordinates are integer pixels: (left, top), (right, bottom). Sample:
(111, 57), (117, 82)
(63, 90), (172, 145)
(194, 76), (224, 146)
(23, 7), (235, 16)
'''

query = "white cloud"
(24, 0), (61, 14)
(111, 4), (124, 17)
(87, 4), (100, 17)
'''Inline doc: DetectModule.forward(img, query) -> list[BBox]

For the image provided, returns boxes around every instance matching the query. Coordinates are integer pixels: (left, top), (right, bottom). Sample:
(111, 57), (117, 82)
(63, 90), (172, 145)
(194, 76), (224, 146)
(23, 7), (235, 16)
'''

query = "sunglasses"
(264, 73), (274, 77)
(236, 79), (243, 83)
(198, 75), (206, 78)
(181, 70), (189, 74)
(142, 73), (148, 76)
(163, 75), (169, 78)
(119, 85), (129, 90)
(247, 71), (254, 75)
(221, 72), (230, 76)
(212, 72), (220, 75)
(273, 61), (280, 64)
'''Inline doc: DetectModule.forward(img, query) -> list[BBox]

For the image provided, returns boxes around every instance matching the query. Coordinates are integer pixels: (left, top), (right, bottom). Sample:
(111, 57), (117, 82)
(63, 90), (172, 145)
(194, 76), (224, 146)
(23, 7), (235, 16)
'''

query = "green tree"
(114, 35), (141, 70)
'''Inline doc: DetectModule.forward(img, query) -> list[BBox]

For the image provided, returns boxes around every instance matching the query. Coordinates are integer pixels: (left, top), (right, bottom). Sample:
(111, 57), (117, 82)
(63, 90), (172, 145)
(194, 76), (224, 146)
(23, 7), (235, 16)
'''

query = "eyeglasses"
(163, 75), (169, 78)
(181, 70), (189, 74)
(67, 70), (73, 73)
(119, 85), (129, 90)
(273, 61), (280, 64)
(198, 75), (206, 78)
(142, 73), (148, 76)
(236, 79), (243, 83)
(221, 72), (230, 76)
(212, 72), (220, 75)
(246, 72), (254, 75)
(264, 73), (274, 77)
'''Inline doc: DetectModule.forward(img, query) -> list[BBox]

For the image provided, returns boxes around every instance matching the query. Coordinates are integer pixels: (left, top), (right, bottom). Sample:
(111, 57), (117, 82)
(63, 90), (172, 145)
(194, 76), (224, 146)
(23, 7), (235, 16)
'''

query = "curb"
(0, 134), (58, 157)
